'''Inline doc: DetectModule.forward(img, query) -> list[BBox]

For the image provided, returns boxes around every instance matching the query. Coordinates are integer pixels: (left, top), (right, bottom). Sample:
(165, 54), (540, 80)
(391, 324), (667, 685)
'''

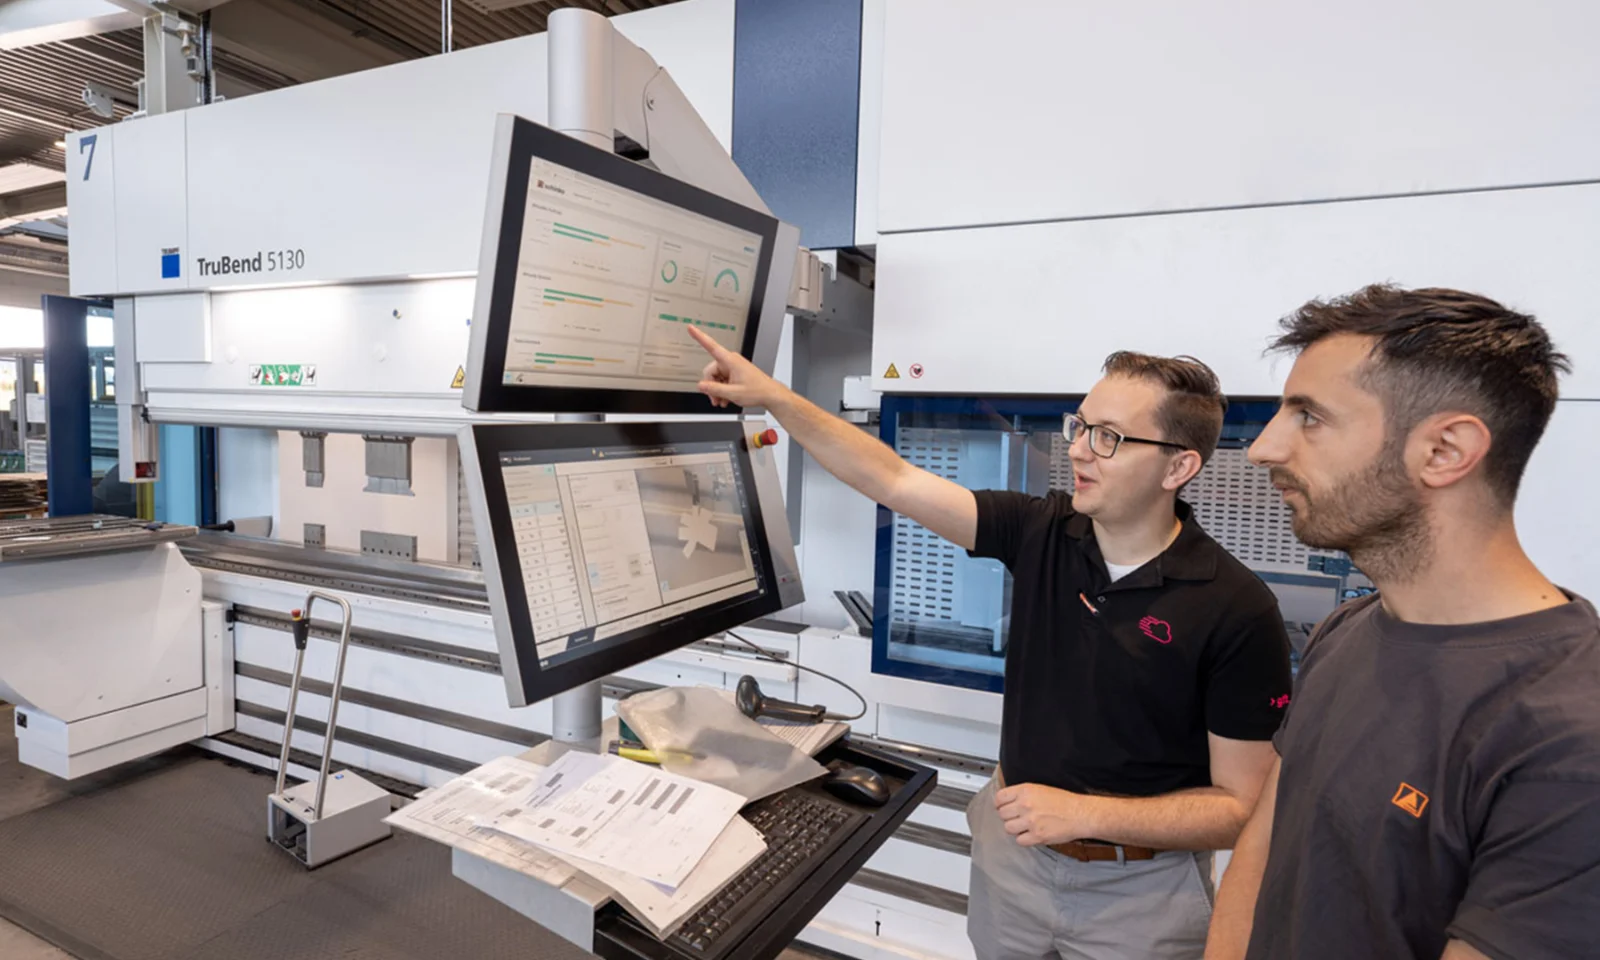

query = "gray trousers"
(966, 778), (1215, 960)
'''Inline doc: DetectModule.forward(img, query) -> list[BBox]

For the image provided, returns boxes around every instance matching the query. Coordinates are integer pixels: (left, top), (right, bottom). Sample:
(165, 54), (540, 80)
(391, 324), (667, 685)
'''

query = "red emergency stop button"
(753, 428), (779, 449)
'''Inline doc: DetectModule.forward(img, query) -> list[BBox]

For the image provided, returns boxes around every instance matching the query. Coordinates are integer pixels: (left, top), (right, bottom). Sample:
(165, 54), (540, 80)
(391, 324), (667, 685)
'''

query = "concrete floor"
(0, 704), (845, 960)
(0, 916), (828, 960)
(0, 705), (73, 958)
(0, 918), (72, 960)
(0, 906), (829, 960)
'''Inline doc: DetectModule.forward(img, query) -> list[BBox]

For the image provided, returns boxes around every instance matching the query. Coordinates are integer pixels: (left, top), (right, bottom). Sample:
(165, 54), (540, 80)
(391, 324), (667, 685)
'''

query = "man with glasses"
(687, 328), (1291, 959)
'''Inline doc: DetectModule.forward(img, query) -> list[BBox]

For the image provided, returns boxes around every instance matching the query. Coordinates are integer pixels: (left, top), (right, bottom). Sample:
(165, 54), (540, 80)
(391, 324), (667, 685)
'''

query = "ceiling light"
(53, 140), (66, 149)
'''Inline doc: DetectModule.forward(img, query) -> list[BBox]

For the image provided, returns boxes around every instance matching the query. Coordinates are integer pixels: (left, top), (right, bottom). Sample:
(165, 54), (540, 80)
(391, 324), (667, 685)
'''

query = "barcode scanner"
(735, 675), (828, 724)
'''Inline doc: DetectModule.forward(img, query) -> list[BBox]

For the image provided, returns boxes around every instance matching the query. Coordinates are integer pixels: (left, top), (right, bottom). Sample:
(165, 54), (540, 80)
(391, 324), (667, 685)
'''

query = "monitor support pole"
(547, 7), (613, 750)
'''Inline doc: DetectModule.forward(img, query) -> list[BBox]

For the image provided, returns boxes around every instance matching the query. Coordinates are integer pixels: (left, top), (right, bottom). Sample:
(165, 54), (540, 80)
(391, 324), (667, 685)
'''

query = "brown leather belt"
(1048, 839), (1159, 862)
(995, 768), (1160, 863)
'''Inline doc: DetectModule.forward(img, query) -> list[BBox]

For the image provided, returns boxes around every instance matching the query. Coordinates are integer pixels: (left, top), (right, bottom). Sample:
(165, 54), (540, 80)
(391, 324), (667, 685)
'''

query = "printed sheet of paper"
(490, 751), (745, 889)
(388, 755), (763, 940)
(577, 814), (765, 939)
(383, 756), (578, 889)
(758, 716), (850, 757)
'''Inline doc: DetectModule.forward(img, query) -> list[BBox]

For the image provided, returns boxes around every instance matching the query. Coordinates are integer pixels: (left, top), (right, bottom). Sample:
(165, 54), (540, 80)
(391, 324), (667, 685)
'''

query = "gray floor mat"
(0, 722), (592, 960)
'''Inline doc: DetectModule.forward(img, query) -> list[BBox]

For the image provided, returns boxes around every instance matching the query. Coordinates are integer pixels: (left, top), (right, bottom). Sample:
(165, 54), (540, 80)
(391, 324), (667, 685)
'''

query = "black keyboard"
(666, 789), (869, 958)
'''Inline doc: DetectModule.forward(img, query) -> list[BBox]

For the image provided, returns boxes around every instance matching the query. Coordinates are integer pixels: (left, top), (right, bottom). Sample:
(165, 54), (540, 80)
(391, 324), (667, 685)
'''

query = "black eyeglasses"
(1063, 414), (1188, 459)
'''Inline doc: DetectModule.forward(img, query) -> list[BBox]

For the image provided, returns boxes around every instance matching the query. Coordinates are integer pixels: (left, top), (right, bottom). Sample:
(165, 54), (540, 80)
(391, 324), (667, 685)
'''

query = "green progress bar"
(553, 230), (593, 243)
(554, 223), (609, 240)
(536, 352), (597, 362)
(543, 295), (567, 302)
(660, 313), (733, 331)
(546, 289), (603, 302)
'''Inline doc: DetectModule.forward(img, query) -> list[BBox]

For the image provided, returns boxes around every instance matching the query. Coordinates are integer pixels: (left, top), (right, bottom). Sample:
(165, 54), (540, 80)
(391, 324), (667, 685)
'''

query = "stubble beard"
(1274, 442), (1432, 587)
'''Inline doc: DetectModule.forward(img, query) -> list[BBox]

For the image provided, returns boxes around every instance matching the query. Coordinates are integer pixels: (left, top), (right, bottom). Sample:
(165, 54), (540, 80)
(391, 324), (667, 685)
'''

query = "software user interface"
(504, 155), (763, 392)
(500, 441), (765, 666)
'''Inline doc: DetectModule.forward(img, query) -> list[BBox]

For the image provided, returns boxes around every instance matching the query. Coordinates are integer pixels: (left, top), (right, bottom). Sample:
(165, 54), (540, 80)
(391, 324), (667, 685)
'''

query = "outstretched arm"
(687, 326), (978, 549)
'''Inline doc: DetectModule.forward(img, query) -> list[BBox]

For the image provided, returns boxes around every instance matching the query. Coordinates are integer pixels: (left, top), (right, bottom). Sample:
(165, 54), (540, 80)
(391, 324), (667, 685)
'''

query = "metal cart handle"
(273, 590), (355, 821)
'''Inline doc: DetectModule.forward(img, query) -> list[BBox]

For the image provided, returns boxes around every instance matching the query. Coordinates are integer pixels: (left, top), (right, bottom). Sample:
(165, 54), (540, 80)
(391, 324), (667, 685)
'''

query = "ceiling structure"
(0, 0), (683, 306)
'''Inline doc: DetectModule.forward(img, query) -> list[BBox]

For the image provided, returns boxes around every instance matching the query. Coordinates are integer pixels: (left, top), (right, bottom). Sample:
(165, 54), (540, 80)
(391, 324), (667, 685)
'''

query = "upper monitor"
(460, 419), (803, 707)
(463, 114), (798, 414)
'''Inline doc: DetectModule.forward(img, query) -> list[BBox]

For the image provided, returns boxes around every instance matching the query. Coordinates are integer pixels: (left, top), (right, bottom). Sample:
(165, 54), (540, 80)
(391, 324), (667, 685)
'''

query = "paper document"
(758, 716), (850, 757)
(575, 813), (765, 939)
(491, 752), (746, 889)
(383, 756), (578, 889)
(388, 754), (766, 940)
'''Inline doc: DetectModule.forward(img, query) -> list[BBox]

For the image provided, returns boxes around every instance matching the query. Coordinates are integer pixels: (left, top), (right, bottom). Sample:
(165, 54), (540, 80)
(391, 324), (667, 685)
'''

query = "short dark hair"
(1101, 351), (1228, 463)
(1272, 284), (1570, 503)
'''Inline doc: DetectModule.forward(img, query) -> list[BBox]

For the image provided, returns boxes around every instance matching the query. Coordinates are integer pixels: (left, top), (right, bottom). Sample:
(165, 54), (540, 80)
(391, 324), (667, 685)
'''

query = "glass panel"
(880, 401), (1075, 685)
(872, 396), (1366, 690)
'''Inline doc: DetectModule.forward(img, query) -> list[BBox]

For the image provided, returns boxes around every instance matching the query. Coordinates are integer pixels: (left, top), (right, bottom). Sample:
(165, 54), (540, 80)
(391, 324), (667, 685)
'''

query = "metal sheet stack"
(0, 473), (47, 517)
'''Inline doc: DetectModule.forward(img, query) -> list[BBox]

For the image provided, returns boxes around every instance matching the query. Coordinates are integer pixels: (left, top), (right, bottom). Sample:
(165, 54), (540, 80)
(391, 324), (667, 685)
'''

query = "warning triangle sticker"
(883, 363), (900, 379)
(451, 366), (466, 389)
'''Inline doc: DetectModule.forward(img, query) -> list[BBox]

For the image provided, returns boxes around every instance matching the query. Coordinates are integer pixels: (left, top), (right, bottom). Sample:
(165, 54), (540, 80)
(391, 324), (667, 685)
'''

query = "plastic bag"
(617, 686), (826, 802)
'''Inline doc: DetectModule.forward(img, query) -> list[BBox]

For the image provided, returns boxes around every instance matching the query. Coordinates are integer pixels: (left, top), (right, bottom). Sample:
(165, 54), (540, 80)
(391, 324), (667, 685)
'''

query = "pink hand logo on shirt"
(1139, 616), (1173, 644)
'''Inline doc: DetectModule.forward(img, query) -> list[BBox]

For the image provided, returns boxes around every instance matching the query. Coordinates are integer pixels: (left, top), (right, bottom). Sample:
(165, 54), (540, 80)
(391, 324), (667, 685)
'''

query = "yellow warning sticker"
(451, 366), (466, 389)
(883, 363), (901, 379)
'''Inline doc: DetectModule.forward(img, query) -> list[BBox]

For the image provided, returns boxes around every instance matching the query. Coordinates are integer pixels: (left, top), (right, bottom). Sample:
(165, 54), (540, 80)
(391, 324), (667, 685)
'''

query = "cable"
(724, 629), (869, 722)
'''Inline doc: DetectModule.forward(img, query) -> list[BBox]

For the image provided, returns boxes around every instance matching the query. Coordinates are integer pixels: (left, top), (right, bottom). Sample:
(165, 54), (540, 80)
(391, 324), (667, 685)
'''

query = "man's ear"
(1412, 412), (1491, 491)
(1163, 450), (1204, 491)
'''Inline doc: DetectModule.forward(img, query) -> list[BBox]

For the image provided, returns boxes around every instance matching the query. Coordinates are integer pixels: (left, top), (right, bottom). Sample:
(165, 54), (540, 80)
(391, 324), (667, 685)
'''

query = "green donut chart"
(660, 260), (678, 284)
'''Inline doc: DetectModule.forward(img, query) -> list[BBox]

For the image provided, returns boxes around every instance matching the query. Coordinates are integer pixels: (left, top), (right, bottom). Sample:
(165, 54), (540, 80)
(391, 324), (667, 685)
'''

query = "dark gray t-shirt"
(1247, 593), (1600, 960)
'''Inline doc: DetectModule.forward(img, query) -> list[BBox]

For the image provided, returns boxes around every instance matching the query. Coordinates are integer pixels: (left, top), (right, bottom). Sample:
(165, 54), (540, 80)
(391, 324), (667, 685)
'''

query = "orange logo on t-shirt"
(1391, 782), (1429, 818)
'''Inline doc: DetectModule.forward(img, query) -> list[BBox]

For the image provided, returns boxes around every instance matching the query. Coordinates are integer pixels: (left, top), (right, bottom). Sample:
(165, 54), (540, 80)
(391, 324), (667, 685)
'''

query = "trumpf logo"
(160, 247), (181, 279)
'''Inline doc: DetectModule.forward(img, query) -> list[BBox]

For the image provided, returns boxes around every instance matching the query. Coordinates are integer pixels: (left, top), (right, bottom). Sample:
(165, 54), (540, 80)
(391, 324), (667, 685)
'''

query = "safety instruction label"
(883, 363), (900, 379)
(251, 363), (317, 387)
(452, 365), (466, 389)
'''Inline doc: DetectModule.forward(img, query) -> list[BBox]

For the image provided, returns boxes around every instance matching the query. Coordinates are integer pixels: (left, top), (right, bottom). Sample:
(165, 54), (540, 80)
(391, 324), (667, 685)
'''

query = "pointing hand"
(686, 325), (778, 409)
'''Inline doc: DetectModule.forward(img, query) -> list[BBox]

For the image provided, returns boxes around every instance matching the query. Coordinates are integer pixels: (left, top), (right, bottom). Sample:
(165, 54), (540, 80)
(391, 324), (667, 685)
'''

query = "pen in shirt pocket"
(1079, 592), (1100, 616)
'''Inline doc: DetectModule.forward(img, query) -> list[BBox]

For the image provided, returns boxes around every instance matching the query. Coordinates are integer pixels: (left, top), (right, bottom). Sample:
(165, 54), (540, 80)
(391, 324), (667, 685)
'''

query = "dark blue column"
(199, 427), (219, 526)
(42, 295), (95, 517)
(734, 0), (863, 250)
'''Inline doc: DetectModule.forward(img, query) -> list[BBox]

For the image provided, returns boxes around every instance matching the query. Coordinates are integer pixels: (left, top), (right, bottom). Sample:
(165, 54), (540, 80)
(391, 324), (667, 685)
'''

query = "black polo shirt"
(970, 491), (1292, 797)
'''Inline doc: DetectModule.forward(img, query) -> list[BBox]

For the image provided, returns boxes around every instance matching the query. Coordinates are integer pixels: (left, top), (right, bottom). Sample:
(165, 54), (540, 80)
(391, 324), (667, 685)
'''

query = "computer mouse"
(822, 764), (890, 807)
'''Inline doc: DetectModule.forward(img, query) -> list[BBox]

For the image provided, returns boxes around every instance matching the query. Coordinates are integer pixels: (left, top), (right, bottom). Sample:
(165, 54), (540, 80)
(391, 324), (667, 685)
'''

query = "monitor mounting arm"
(551, 8), (823, 318)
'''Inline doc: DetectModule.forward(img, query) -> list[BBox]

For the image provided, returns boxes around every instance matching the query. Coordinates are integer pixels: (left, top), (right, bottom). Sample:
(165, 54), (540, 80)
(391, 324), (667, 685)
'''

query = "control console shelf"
(593, 738), (937, 960)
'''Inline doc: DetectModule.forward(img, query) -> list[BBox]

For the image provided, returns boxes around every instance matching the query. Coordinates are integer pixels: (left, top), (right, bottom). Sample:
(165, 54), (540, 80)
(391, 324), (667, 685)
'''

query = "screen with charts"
(464, 115), (788, 415)
(502, 442), (765, 667)
(506, 158), (762, 389)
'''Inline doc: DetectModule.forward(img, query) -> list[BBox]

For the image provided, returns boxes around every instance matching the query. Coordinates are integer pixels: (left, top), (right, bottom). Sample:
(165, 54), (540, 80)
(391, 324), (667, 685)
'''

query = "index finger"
(685, 325), (731, 358)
